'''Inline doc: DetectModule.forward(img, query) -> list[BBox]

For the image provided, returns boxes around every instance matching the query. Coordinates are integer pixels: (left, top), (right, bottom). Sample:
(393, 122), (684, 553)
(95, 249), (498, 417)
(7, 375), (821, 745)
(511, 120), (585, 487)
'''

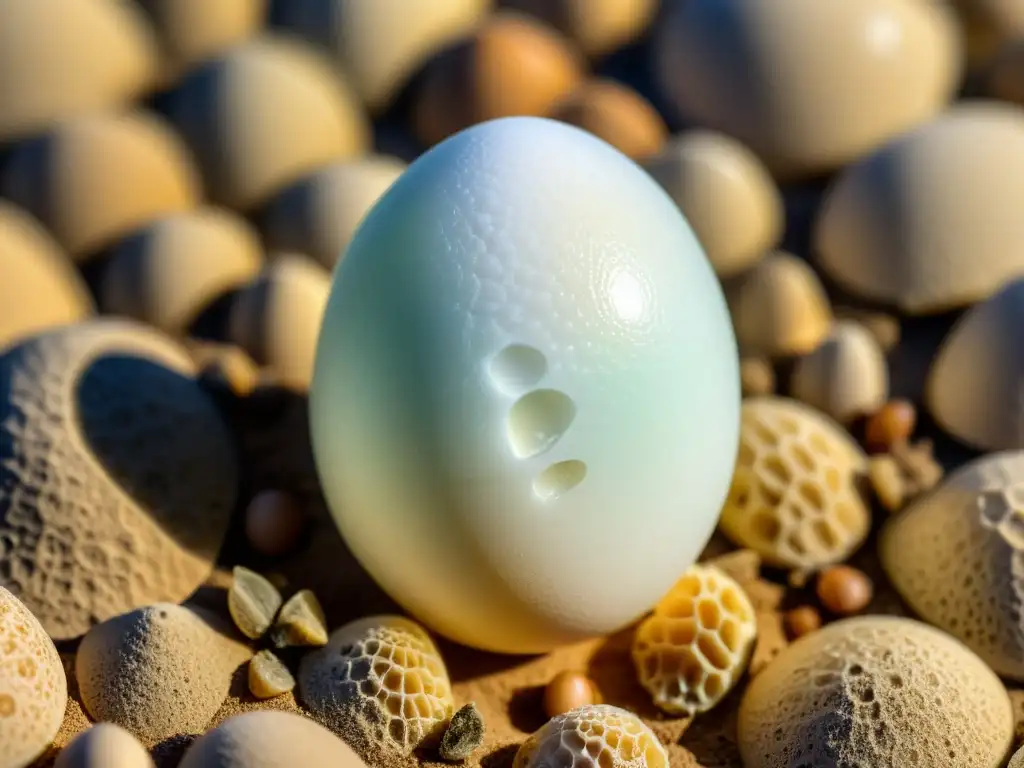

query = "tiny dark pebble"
(439, 702), (485, 762)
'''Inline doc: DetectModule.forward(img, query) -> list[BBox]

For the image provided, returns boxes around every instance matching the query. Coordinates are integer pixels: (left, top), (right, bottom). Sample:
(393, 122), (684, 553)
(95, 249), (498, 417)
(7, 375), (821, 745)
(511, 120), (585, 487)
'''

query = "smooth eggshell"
(653, 0), (963, 178)
(0, 111), (201, 261)
(642, 132), (783, 279)
(270, 0), (490, 114)
(0, 0), (158, 142)
(102, 208), (264, 335)
(54, 723), (155, 768)
(411, 12), (585, 148)
(137, 0), (267, 83)
(547, 78), (668, 160)
(228, 254), (331, 390)
(926, 277), (1024, 450)
(164, 36), (370, 211)
(816, 102), (1024, 314)
(261, 157), (407, 269)
(730, 252), (833, 357)
(0, 201), (94, 350)
(500, 0), (658, 59)
(178, 711), (368, 768)
(790, 321), (889, 425)
(310, 116), (740, 654)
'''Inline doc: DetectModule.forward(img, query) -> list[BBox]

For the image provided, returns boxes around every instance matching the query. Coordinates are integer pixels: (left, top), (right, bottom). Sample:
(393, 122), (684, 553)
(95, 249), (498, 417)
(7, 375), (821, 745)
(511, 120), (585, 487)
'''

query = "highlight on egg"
(309, 116), (741, 654)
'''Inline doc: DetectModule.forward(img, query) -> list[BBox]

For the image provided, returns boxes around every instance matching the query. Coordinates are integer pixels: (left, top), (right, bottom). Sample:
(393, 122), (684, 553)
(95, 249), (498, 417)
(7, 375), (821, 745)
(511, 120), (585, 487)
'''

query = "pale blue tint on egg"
(310, 116), (740, 654)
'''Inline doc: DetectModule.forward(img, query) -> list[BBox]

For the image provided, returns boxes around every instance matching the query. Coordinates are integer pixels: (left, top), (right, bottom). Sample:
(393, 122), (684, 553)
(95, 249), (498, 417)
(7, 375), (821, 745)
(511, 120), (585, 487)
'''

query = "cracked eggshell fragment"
(653, 0), (962, 179)
(642, 131), (783, 279)
(926, 278), (1024, 450)
(310, 116), (740, 654)
(790, 321), (889, 425)
(816, 102), (1024, 314)
(880, 451), (1024, 679)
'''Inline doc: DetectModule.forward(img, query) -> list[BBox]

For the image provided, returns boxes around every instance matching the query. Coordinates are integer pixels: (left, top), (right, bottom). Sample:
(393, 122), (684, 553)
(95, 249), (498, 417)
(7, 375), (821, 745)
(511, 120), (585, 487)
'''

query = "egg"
(310, 116), (740, 654)
(653, 0), (962, 179)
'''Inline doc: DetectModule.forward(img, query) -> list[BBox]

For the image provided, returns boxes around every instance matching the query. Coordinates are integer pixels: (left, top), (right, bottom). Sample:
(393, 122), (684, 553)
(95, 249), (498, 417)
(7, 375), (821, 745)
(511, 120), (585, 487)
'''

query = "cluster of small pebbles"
(7, 1), (1024, 768)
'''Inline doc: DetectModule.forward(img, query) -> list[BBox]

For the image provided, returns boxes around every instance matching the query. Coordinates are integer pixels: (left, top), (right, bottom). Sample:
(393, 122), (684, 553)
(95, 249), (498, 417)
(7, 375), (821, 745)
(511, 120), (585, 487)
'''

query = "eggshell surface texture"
(310, 116), (740, 654)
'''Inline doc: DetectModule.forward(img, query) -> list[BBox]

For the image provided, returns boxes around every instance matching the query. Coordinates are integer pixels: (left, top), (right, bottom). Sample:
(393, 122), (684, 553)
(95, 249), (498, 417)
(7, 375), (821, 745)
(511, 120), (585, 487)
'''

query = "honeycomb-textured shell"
(790, 320), (889, 425)
(632, 564), (756, 716)
(178, 710), (368, 768)
(298, 615), (454, 760)
(880, 451), (1024, 679)
(76, 603), (251, 746)
(261, 157), (407, 270)
(719, 397), (871, 570)
(0, 586), (67, 768)
(0, 201), (94, 350)
(738, 616), (1013, 768)
(227, 254), (331, 390)
(926, 278), (1024, 451)
(731, 253), (833, 357)
(513, 704), (669, 768)
(815, 103), (1024, 314)
(164, 35), (370, 211)
(0, 319), (239, 639)
(0, 111), (200, 262)
(101, 208), (263, 336)
(54, 723), (155, 768)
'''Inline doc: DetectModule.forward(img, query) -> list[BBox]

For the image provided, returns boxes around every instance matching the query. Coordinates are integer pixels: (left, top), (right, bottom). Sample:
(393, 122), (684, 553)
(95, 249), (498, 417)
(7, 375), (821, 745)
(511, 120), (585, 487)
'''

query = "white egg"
(310, 116), (740, 654)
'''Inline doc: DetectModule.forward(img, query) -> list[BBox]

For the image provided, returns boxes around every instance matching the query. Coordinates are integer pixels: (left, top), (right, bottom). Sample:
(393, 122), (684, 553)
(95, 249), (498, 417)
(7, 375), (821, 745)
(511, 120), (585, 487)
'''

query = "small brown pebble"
(543, 671), (598, 718)
(228, 566), (282, 640)
(244, 490), (306, 557)
(783, 606), (822, 640)
(248, 649), (295, 700)
(816, 566), (873, 616)
(740, 356), (776, 397)
(864, 399), (917, 453)
(438, 702), (485, 762)
(269, 589), (328, 648)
